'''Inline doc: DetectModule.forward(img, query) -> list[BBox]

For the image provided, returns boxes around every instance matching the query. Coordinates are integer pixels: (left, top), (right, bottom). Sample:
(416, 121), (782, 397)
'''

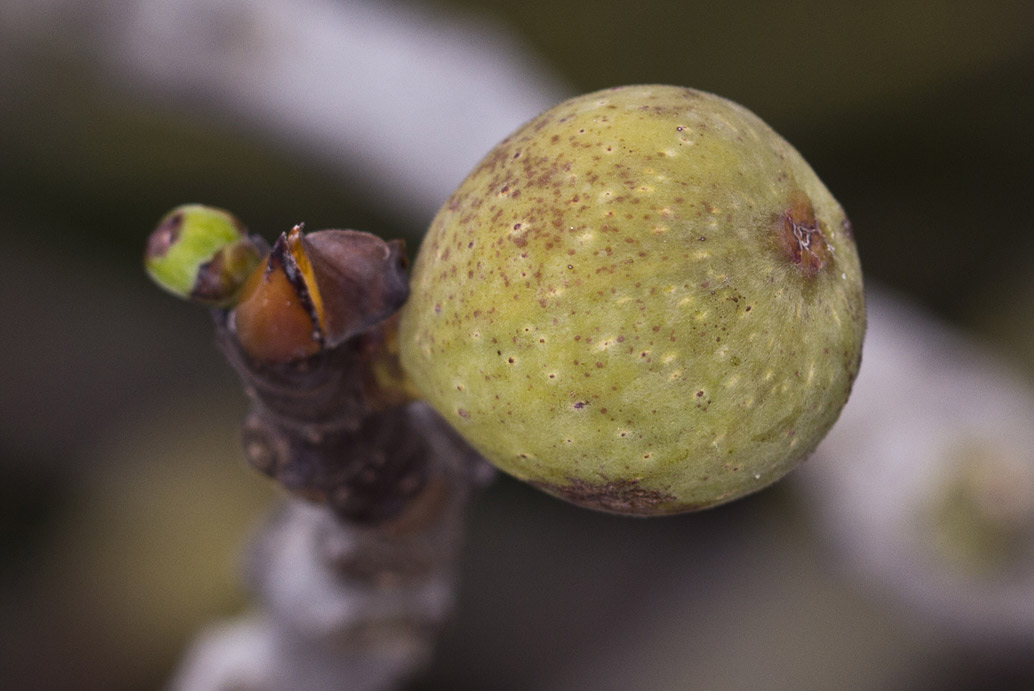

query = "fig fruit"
(399, 85), (864, 515)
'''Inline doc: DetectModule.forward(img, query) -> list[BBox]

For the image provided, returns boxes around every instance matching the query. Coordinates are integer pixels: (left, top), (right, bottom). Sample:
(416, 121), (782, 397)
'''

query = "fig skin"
(399, 85), (865, 515)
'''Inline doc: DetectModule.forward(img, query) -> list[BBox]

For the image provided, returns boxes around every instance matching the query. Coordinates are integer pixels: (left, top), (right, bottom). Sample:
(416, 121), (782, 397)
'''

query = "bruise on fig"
(530, 477), (679, 516)
(775, 191), (833, 278)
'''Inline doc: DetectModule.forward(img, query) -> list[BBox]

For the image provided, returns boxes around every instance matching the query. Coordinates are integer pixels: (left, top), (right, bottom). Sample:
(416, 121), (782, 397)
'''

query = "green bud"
(144, 204), (263, 306)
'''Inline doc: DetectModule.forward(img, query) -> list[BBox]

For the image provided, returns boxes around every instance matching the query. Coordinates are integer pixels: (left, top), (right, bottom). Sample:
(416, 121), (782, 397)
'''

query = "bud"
(144, 204), (263, 306)
(232, 224), (409, 364)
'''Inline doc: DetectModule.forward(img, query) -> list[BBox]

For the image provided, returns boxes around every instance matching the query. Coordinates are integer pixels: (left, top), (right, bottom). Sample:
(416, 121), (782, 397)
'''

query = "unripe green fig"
(399, 85), (865, 515)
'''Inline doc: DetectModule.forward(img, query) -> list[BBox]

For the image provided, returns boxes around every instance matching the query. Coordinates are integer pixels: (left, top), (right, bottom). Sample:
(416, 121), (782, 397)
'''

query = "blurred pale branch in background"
(799, 287), (1034, 649)
(2, 0), (569, 228)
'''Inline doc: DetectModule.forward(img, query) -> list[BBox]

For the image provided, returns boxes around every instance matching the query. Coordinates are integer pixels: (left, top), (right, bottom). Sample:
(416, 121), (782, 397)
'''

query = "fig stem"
(146, 210), (491, 690)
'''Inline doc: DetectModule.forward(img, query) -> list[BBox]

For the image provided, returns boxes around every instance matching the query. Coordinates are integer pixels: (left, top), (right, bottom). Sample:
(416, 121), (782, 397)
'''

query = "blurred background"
(2, 0), (1034, 689)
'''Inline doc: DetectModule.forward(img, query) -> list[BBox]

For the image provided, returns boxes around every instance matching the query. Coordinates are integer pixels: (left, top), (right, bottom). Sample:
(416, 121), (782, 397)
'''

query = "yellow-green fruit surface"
(400, 85), (865, 515)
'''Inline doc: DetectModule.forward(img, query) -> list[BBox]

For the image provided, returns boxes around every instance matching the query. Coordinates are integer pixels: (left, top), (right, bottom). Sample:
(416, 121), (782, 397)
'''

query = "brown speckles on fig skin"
(530, 477), (681, 516)
(400, 85), (866, 516)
